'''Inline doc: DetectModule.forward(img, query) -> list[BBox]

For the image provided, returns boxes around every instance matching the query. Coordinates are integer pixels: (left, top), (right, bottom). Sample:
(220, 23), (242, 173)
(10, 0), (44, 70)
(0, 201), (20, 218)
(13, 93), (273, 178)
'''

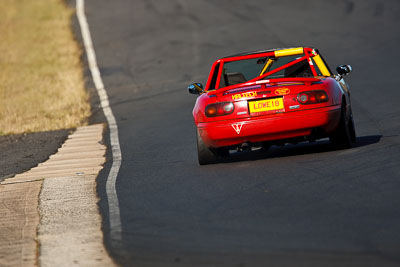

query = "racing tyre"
(197, 132), (217, 165)
(329, 102), (356, 149)
(348, 111), (357, 143)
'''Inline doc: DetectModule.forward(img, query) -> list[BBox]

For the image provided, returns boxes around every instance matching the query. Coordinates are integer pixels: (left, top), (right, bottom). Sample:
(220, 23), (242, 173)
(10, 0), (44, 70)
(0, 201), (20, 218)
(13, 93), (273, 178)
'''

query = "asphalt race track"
(80, 0), (400, 266)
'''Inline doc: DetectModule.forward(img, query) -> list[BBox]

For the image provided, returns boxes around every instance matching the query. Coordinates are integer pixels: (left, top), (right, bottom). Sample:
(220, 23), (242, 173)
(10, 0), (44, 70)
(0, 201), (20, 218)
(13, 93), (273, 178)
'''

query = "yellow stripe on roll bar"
(313, 54), (331, 76)
(274, 47), (304, 57)
(259, 58), (274, 76)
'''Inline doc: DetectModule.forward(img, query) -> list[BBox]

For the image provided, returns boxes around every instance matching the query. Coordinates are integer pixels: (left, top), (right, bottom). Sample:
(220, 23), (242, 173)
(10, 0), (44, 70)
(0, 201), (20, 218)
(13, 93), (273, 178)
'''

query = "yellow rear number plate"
(249, 97), (284, 114)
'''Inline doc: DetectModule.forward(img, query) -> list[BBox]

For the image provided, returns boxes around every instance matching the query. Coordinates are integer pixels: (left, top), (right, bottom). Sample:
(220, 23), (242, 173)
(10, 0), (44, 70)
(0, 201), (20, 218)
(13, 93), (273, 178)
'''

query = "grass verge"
(0, 0), (90, 135)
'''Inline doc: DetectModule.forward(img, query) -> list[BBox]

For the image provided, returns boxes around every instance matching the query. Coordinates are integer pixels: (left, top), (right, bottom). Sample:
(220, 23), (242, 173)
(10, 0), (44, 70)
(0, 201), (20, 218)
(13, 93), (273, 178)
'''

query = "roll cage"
(205, 47), (332, 91)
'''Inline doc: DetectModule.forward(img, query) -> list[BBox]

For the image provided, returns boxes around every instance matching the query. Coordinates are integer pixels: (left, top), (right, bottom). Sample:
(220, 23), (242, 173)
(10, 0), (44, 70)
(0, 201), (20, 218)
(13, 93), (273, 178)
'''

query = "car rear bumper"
(197, 106), (341, 148)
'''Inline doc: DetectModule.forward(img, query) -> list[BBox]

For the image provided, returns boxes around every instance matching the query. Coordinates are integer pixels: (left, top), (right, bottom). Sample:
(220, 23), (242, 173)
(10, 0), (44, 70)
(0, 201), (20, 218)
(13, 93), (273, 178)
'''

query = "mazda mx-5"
(188, 47), (356, 165)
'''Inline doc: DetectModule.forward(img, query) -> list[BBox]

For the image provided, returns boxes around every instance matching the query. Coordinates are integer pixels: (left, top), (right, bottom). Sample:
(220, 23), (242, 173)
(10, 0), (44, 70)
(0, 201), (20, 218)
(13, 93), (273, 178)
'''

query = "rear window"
(219, 57), (265, 88)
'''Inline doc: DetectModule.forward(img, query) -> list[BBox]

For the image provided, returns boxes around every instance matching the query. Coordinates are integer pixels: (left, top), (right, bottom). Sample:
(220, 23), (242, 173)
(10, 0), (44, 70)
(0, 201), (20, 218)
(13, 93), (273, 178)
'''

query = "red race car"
(188, 47), (356, 165)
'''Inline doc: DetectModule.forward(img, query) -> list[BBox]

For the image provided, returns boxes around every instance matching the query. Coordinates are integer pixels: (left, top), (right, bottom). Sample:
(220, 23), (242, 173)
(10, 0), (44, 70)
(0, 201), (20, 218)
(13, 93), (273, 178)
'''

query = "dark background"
(81, 0), (400, 266)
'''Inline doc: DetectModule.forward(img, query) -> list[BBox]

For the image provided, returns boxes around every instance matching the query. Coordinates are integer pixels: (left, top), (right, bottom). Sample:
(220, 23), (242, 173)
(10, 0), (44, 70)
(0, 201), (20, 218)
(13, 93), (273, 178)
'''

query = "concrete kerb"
(0, 124), (116, 266)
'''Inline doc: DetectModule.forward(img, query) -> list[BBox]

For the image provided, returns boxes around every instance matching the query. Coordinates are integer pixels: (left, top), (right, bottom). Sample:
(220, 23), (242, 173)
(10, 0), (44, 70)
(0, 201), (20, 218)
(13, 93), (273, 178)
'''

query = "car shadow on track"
(216, 135), (382, 164)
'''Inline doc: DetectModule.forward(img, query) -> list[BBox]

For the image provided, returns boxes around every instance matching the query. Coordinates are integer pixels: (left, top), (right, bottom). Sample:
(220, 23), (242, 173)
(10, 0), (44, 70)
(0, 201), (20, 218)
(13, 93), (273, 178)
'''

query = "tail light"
(297, 90), (328, 104)
(205, 102), (234, 117)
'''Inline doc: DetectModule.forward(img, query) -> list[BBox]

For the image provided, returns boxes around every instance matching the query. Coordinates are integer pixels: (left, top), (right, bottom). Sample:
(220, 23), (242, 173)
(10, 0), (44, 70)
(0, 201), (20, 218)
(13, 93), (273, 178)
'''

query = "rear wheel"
(197, 132), (217, 165)
(349, 111), (356, 143)
(329, 102), (356, 149)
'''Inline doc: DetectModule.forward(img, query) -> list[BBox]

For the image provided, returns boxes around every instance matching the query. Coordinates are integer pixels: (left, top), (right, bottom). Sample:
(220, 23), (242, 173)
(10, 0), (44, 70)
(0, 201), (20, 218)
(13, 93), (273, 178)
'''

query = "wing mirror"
(187, 83), (204, 95)
(336, 64), (352, 76)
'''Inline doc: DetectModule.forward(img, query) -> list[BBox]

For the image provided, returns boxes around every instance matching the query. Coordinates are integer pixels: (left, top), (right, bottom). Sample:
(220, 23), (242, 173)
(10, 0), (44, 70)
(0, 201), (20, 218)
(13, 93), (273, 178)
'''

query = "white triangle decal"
(231, 122), (244, 134)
